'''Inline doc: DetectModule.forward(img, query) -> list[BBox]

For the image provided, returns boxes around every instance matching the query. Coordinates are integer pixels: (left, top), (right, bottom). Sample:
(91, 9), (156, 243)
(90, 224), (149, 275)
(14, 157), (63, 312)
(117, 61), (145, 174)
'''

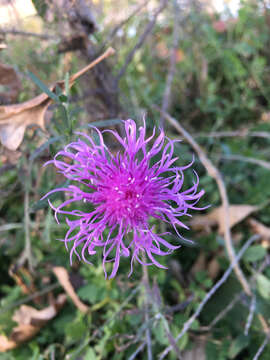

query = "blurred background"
(1, 0), (270, 359)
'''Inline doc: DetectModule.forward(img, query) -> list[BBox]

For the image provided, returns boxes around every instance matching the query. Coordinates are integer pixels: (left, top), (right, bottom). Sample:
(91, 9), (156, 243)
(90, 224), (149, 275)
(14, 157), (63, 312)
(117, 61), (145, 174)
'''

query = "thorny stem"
(142, 254), (153, 360)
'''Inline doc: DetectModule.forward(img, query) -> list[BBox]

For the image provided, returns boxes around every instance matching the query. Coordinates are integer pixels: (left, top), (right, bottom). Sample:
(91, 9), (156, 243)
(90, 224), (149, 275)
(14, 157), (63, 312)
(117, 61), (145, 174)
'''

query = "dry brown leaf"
(0, 335), (16, 352)
(0, 146), (21, 164)
(0, 294), (66, 352)
(190, 205), (259, 234)
(0, 47), (115, 151)
(53, 266), (89, 313)
(261, 112), (270, 122)
(191, 251), (206, 275)
(9, 266), (41, 304)
(248, 218), (270, 248)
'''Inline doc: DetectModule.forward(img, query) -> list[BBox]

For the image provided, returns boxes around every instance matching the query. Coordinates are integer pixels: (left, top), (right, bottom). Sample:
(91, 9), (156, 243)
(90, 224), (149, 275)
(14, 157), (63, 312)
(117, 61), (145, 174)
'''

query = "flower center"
(94, 165), (154, 227)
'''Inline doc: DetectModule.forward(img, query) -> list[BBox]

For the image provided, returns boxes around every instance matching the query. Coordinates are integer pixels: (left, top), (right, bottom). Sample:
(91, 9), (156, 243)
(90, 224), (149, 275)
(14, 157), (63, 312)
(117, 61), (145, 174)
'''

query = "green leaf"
(87, 119), (123, 128)
(65, 72), (70, 98)
(28, 71), (59, 101)
(243, 245), (267, 262)
(84, 348), (96, 360)
(228, 335), (249, 359)
(65, 319), (87, 341)
(59, 94), (68, 103)
(153, 321), (169, 346)
(78, 284), (98, 303)
(257, 274), (270, 300)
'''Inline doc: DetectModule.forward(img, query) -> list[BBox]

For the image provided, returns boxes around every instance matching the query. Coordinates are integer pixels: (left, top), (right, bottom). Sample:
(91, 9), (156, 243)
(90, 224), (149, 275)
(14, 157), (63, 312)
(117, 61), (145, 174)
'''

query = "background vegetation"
(1, 0), (270, 359)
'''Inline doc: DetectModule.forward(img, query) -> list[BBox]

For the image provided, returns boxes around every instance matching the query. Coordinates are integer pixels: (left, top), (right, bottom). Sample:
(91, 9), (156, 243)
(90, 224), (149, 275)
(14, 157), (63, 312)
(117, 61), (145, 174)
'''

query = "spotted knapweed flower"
(43, 119), (205, 278)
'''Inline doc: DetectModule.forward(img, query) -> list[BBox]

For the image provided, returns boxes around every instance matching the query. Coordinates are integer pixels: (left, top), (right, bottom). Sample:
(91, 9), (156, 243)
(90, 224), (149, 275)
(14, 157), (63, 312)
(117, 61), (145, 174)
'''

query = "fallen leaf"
(0, 63), (22, 104)
(0, 294), (66, 352)
(0, 91), (54, 151)
(53, 267), (89, 313)
(248, 218), (270, 248)
(261, 112), (270, 122)
(9, 265), (41, 304)
(0, 336), (16, 352)
(0, 147), (21, 164)
(208, 256), (220, 279)
(191, 251), (206, 275)
(0, 47), (115, 151)
(190, 205), (259, 234)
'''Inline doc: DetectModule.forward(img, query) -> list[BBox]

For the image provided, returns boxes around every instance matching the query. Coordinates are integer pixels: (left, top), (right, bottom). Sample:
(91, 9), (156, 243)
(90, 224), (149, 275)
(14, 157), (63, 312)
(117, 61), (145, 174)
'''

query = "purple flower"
(43, 119), (205, 278)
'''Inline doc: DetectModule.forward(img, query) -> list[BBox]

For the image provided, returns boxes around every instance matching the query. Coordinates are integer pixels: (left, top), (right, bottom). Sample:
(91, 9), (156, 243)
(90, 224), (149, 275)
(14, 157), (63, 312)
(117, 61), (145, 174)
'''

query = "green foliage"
(1, 0), (270, 359)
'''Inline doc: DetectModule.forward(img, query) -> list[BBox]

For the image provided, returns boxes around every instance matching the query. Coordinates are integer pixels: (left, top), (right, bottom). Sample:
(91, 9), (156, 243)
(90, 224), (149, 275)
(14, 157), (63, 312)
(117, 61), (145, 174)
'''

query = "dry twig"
(102, 0), (151, 48)
(253, 334), (270, 360)
(116, 0), (169, 81)
(159, 235), (259, 360)
(219, 154), (270, 171)
(128, 341), (146, 360)
(155, 108), (251, 296)
(245, 295), (256, 336)
(0, 28), (57, 40)
(195, 130), (270, 140)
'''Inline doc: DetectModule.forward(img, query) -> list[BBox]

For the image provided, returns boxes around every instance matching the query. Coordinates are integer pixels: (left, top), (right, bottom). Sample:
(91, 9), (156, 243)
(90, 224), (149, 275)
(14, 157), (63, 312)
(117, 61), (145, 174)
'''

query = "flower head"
(43, 119), (205, 278)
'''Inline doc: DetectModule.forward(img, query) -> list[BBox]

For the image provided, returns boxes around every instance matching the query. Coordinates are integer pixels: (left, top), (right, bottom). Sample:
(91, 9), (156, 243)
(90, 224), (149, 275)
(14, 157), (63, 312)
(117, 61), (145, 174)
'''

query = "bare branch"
(128, 342), (146, 360)
(116, 0), (169, 81)
(70, 47), (115, 83)
(219, 154), (270, 171)
(155, 108), (252, 296)
(102, 0), (151, 48)
(202, 256), (270, 332)
(253, 334), (270, 360)
(159, 235), (259, 360)
(194, 130), (270, 140)
(0, 28), (57, 40)
(0, 283), (60, 315)
(245, 295), (256, 336)
(207, 292), (242, 330)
